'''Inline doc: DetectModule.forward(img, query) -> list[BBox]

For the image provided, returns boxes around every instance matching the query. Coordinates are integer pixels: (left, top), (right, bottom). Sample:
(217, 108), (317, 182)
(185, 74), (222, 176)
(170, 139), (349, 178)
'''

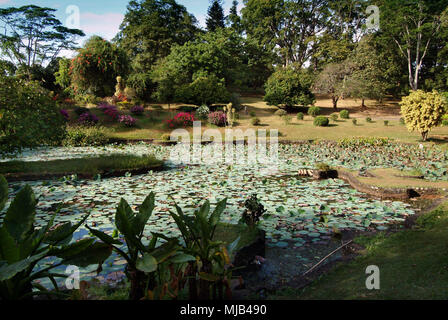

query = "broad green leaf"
(4, 185), (36, 242)
(44, 213), (89, 245)
(0, 250), (48, 282)
(86, 226), (122, 245)
(60, 242), (112, 268)
(170, 253), (196, 264)
(136, 254), (157, 273)
(132, 192), (155, 237)
(0, 226), (19, 263)
(209, 198), (227, 227)
(227, 236), (240, 255)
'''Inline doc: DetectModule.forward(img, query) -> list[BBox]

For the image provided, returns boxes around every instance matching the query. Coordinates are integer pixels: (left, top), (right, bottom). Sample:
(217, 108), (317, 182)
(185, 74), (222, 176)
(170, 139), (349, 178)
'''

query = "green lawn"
(270, 201), (448, 300)
(74, 96), (448, 148)
(0, 154), (163, 179)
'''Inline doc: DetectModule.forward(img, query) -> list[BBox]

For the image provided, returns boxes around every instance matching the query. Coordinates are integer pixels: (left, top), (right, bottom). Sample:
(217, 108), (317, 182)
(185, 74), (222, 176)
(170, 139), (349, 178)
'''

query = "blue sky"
(0, 0), (243, 42)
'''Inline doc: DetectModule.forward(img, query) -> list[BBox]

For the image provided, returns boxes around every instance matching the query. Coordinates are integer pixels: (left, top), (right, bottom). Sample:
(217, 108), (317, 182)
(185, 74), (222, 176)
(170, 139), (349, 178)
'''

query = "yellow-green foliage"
(400, 90), (447, 141)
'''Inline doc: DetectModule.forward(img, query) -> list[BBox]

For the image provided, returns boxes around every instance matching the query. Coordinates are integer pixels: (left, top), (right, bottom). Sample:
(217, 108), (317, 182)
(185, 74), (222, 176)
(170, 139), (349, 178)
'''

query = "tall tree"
(379, 0), (448, 90)
(206, 0), (226, 32)
(0, 5), (84, 78)
(117, 0), (199, 74)
(227, 0), (242, 33)
(242, 0), (331, 67)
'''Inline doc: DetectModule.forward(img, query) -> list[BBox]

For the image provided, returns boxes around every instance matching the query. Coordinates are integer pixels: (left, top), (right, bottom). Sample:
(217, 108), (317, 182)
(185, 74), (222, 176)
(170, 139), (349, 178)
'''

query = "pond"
(1, 142), (430, 290)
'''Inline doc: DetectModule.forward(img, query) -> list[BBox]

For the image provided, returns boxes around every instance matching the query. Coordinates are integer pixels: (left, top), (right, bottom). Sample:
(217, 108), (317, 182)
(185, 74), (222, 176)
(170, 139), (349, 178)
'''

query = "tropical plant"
(241, 194), (266, 227)
(87, 193), (183, 300)
(169, 198), (239, 300)
(0, 175), (111, 300)
(400, 90), (447, 141)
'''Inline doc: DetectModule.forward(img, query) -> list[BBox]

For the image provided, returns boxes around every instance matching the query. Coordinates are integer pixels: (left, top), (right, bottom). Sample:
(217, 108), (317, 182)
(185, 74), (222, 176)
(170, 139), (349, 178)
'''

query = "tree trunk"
(332, 96), (339, 109)
(361, 99), (366, 109)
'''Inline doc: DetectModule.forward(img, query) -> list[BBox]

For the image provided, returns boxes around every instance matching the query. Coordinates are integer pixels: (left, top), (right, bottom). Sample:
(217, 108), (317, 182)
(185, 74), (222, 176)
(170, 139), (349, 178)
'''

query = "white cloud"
(79, 12), (124, 41)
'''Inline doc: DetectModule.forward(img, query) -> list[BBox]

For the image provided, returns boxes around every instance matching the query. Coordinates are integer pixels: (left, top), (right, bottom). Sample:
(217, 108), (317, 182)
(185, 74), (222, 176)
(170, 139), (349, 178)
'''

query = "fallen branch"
(303, 240), (353, 276)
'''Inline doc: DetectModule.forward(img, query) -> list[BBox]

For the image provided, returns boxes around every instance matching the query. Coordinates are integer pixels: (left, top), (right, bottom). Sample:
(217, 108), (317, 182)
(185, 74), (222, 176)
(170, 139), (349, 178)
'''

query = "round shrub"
(251, 117), (261, 126)
(196, 104), (210, 120)
(340, 110), (350, 119)
(366, 117), (373, 123)
(166, 112), (195, 128)
(275, 109), (287, 117)
(331, 114), (338, 121)
(352, 119), (358, 126)
(118, 115), (137, 127)
(208, 111), (227, 127)
(308, 106), (321, 117)
(296, 112), (304, 120)
(384, 120), (389, 126)
(313, 116), (329, 127)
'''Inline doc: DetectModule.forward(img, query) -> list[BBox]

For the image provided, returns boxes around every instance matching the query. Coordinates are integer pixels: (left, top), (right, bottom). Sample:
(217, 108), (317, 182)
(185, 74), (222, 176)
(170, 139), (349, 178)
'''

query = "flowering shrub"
(118, 115), (137, 127)
(98, 103), (120, 120)
(208, 111), (227, 127)
(130, 105), (145, 115)
(196, 104), (210, 120)
(78, 112), (99, 126)
(166, 112), (195, 128)
(60, 109), (70, 121)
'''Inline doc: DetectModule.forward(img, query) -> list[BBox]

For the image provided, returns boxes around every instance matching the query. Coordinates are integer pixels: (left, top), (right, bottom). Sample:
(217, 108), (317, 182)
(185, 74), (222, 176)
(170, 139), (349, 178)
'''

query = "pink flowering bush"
(98, 103), (120, 120)
(208, 111), (227, 127)
(166, 112), (195, 128)
(118, 115), (137, 127)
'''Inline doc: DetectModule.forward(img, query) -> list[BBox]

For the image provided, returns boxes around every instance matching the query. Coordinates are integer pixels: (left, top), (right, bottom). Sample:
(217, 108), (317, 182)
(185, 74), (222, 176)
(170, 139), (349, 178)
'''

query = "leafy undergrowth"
(0, 154), (163, 178)
(270, 201), (448, 300)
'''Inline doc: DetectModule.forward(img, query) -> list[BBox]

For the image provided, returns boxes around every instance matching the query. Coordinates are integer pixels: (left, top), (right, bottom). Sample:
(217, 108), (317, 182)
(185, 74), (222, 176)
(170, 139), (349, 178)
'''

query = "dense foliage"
(0, 76), (65, 155)
(264, 67), (315, 108)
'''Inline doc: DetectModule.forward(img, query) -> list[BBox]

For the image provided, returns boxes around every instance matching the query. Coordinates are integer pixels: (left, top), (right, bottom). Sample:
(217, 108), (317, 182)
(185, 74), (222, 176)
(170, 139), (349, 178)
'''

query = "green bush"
(0, 76), (66, 155)
(161, 133), (171, 141)
(384, 120), (389, 126)
(352, 119), (358, 126)
(196, 104), (210, 120)
(442, 119), (448, 126)
(249, 111), (257, 117)
(313, 116), (329, 127)
(251, 117), (261, 126)
(175, 75), (230, 106)
(264, 67), (315, 108)
(275, 109), (287, 117)
(366, 117), (373, 123)
(297, 112), (304, 120)
(63, 126), (111, 147)
(308, 106), (321, 117)
(283, 115), (293, 125)
(331, 114), (339, 122)
(340, 110), (350, 119)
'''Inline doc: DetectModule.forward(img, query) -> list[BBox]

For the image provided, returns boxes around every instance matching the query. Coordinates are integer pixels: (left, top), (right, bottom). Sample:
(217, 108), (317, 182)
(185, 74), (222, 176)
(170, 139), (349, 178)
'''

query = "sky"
(0, 0), (244, 43)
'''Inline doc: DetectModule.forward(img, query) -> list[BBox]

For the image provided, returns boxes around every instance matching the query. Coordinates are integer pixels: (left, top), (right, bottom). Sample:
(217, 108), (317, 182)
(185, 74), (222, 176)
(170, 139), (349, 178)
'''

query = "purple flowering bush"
(98, 103), (120, 120)
(78, 112), (99, 126)
(60, 109), (70, 121)
(118, 115), (137, 127)
(208, 111), (227, 127)
(130, 105), (145, 115)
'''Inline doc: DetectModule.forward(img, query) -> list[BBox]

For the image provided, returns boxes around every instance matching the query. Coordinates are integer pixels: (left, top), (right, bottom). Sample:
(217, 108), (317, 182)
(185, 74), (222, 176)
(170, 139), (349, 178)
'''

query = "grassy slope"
(76, 96), (448, 147)
(0, 154), (163, 177)
(271, 201), (448, 300)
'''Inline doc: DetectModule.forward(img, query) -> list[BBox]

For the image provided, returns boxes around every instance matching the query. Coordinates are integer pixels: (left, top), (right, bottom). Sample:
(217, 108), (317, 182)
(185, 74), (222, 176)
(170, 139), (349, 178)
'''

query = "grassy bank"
(0, 154), (163, 179)
(270, 201), (448, 300)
